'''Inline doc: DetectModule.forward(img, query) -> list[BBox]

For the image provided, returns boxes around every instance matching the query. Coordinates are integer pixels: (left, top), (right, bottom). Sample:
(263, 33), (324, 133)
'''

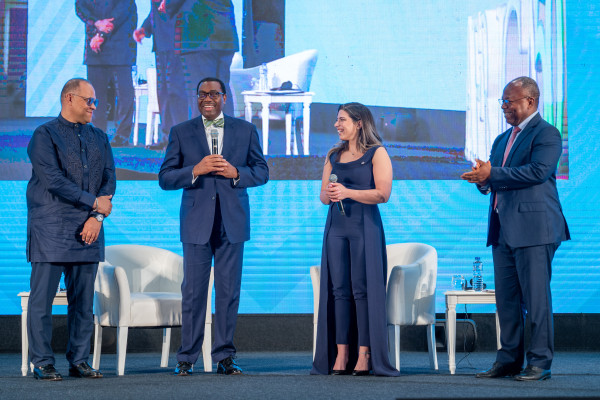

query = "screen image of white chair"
(230, 50), (318, 155)
(386, 242), (439, 372)
(145, 67), (160, 146)
(92, 245), (213, 375)
(132, 68), (160, 146)
(229, 49), (318, 117)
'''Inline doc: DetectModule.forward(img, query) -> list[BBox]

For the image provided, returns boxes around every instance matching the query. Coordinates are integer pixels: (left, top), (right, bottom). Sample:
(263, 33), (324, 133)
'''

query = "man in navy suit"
(76, 0), (137, 148)
(461, 76), (569, 381)
(159, 77), (268, 375)
(163, 0), (239, 118)
(134, 0), (187, 150)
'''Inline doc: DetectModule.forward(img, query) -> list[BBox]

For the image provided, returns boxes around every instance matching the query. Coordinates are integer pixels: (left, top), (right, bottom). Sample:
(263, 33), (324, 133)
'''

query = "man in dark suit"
(26, 78), (116, 380)
(134, 0), (187, 150)
(461, 76), (570, 381)
(76, 0), (137, 148)
(163, 0), (239, 118)
(159, 77), (268, 375)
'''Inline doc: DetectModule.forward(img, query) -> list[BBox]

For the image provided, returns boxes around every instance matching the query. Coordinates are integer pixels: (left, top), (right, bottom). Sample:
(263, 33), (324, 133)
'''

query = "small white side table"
(18, 291), (69, 376)
(242, 90), (314, 156)
(445, 290), (501, 374)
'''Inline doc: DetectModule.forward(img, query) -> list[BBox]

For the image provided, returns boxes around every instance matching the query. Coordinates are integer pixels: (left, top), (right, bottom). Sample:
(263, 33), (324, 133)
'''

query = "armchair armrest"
(310, 266), (320, 324)
(94, 263), (131, 327)
(386, 263), (420, 325)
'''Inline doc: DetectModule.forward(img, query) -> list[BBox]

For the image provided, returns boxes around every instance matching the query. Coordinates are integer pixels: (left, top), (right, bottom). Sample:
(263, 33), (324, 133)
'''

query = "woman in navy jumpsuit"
(311, 103), (398, 376)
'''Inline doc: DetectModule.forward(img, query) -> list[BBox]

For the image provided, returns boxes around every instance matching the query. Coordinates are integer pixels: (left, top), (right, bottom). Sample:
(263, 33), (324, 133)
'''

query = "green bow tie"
(204, 118), (224, 128)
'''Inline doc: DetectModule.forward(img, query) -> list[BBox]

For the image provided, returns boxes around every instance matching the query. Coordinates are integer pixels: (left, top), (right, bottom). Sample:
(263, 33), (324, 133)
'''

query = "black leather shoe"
(173, 361), (193, 376)
(33, 364), (63, 381)
(110, 136), (130, 148)
(476, 362), (522, 378)
(68, 361), (103, 378)
(515, 365), (551, 381)
(217, 356), (242, 375)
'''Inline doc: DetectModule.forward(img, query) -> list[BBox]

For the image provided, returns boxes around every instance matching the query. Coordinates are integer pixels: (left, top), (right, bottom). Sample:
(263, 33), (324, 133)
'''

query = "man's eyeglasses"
(197, 91), (224, 100)
(498, 97), (531, 106)
(69, 93), (99, 107)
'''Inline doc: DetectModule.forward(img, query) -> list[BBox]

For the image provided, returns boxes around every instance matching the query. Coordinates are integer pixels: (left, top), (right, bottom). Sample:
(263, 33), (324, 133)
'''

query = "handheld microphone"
(329, 174), (345, 216)
(210, 128), (219, 155)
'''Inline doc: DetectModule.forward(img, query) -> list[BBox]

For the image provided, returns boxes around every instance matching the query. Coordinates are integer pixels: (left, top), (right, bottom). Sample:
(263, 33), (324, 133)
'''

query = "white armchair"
(386, 243), (438, 371)
(92, 245), (213, 375)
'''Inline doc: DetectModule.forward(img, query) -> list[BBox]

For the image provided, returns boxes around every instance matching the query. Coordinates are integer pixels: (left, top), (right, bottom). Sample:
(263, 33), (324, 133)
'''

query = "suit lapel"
(504, 113), (542, 166)
(192, 116), (210, 157)
(492, 130), (511, 167)
(221, 115), (236, 159)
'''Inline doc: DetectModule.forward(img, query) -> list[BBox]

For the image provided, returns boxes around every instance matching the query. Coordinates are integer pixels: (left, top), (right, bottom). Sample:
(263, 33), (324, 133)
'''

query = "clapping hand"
(460, 159), (491, 184)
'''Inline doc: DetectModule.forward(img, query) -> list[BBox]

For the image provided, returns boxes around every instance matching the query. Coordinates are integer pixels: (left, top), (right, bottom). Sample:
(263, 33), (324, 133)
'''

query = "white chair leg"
(92, 324), (102, 370)
(395, 325), (400, 371)
(161, 327), (171, 368)
(427, 323), (438, 370)
(386, 324), (393, 366)
(116, 326), (129, 376)
(312, 322), (317, 360)
(145, 110), (153, 146)
(153, 114), (160, 144)
(202, 321), (212, 372)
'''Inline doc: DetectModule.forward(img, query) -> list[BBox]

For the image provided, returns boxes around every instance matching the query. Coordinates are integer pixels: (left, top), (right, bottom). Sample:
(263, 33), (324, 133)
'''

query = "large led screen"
(0, 0), (597, 316)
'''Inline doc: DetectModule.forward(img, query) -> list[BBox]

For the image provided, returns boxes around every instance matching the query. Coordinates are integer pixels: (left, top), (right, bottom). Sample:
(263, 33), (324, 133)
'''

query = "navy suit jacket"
(166, 0), (239, 54)
(141, 1), (176, 53)
(158, 115), (268, 244)
(479, 113), (570, 248)
(75, 0), (137, 66)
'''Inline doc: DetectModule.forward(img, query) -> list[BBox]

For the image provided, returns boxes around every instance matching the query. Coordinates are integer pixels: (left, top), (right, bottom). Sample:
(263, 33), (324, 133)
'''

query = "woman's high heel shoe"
(352, 351), (372, 376)
(331, 369), (350, 375)
(351, 369), (371, 376)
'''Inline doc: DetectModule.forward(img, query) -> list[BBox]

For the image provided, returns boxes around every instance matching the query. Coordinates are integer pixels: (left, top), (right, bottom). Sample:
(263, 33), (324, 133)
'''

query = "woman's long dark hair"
(326, 102), (382, 162)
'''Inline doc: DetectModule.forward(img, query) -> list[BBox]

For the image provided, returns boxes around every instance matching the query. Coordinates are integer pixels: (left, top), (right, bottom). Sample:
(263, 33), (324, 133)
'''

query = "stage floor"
(1, 351), (599, 399)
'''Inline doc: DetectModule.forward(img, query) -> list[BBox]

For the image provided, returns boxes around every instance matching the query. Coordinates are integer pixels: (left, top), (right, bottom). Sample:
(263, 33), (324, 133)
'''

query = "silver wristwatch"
(94, 214), (104, 222)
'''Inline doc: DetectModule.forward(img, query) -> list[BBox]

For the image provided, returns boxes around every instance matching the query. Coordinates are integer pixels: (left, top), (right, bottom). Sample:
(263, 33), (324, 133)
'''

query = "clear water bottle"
(259, 63), (268, 91)
(473, 257), (483, 292)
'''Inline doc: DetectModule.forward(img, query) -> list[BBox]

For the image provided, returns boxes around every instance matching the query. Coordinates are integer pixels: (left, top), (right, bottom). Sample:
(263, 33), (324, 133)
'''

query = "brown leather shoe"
(476, 362), (522, 378)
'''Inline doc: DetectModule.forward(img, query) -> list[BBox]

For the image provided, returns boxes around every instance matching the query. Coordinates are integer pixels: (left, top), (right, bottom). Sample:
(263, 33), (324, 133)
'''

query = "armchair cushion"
(129, 292), (182, 327)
